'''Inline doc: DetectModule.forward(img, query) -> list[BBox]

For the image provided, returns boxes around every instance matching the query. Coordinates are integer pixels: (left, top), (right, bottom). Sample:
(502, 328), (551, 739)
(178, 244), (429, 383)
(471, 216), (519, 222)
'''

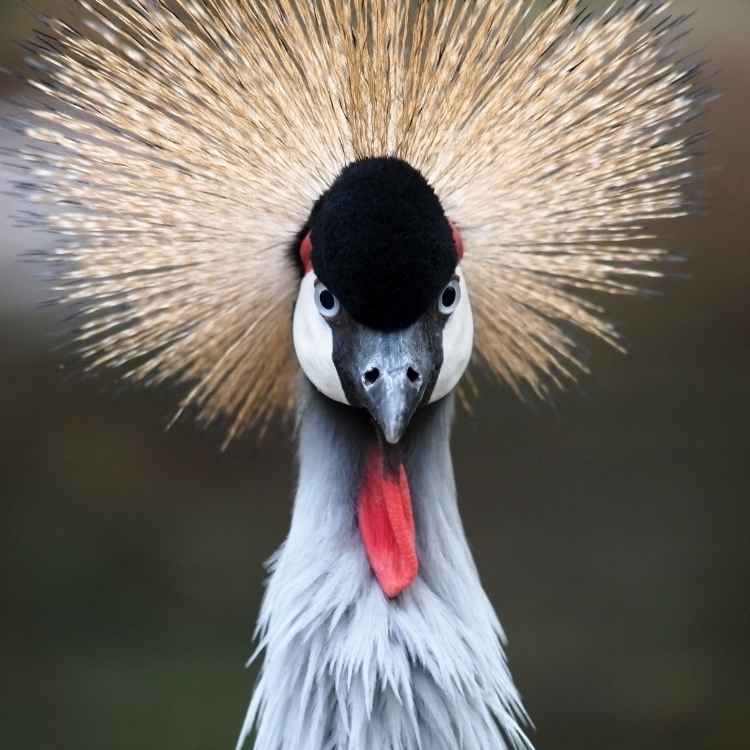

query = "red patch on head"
(299, 232), (314, 274)
(358, 444), (418, 598)
(450, 222), (464, 261)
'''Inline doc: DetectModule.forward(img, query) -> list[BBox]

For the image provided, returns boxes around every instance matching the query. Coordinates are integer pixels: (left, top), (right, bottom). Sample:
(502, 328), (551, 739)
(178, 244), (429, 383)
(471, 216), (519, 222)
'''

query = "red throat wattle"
(357, 443), (418, 598)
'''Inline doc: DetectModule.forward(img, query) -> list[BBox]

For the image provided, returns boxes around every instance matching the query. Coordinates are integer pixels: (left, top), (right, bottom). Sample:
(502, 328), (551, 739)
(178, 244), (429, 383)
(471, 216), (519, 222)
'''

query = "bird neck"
(290, 381), (475, 598)
(239, 381), (528, 750)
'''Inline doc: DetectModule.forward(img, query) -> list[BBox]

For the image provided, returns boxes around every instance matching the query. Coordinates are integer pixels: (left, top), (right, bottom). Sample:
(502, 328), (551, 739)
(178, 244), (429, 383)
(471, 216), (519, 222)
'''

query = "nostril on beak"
(406, 367), (421, 385)
(363, 367), (381, 387)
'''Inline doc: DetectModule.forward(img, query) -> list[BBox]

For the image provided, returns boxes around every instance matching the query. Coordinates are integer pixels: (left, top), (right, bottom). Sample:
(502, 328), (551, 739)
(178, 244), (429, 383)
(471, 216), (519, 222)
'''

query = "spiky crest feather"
(14, 0), (701, 439)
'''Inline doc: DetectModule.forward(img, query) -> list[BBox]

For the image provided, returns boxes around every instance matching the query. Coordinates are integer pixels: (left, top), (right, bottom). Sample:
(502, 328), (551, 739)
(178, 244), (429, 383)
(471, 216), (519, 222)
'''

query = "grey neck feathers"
(239, 382), (531, 750)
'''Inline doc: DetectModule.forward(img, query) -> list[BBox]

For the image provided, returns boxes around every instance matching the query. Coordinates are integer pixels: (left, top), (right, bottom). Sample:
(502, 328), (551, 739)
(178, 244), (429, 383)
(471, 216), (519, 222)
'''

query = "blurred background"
(1, 1), (748, 749)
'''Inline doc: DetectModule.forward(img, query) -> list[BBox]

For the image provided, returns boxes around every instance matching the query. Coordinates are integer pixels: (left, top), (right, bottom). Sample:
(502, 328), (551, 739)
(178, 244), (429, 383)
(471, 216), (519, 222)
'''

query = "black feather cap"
(307, 157), (458, 331)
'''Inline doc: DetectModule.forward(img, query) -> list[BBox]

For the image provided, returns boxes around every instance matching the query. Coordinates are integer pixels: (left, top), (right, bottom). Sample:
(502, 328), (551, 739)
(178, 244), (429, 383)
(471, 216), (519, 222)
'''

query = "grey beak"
(361, 362), (424, 444)
(333, 319), (443, 444)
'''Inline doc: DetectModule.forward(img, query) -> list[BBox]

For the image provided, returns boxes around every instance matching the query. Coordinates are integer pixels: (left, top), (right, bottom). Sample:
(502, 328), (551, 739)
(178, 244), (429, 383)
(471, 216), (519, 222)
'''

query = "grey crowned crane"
(14, 1), (702, 748)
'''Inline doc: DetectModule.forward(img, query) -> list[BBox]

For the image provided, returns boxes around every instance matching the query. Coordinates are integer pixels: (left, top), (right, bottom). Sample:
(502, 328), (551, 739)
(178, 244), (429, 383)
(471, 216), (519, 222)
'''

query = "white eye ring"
(315, 283), (340, 319)
(438, 278), (461, 315)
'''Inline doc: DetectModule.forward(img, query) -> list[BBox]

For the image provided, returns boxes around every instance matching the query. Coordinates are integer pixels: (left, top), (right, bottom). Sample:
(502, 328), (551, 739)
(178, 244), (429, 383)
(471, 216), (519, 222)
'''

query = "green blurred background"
(1, 1), (748, 748)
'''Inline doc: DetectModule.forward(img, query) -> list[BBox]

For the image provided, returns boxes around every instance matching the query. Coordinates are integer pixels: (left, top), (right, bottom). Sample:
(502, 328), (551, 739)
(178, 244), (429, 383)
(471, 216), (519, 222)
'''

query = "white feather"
(431, 267), (474, 403)
(293, 273), (348, 405)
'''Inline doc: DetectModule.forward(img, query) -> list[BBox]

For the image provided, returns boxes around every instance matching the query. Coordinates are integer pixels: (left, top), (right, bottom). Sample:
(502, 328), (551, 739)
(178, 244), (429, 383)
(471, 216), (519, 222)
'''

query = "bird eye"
(315, 284), (340, 319)
(438, 279), (461, 315)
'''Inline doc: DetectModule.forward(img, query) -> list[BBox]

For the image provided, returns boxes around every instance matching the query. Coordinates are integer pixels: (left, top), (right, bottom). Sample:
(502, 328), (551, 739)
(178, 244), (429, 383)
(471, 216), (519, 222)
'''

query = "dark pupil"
(320, 289), (336, 311)
(441, 286), (457, 308)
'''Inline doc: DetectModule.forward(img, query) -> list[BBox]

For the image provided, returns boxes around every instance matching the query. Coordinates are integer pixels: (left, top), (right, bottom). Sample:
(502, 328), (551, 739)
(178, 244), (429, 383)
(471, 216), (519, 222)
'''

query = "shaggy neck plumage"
(239, 382), (530, 750)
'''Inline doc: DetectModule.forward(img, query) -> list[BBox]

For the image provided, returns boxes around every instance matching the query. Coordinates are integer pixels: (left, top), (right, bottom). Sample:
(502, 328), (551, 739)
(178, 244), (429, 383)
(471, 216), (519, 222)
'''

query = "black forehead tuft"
(308, 157), (457, 331)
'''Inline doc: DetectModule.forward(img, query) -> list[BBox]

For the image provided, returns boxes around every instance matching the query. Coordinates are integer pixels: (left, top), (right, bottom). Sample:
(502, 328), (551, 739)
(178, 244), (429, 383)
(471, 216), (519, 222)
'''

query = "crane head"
(293, 157), (473, 444)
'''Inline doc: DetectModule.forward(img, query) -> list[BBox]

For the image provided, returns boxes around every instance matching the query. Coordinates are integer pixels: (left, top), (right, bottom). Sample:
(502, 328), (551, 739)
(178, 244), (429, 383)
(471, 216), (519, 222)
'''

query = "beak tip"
(383, 428), (402, 445)
(375, 415), (405, 445)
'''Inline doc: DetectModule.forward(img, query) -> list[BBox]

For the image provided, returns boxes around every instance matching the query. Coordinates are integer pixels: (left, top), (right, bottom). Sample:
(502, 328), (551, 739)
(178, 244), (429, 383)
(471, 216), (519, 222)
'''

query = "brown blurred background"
(1, 2), (748, 749)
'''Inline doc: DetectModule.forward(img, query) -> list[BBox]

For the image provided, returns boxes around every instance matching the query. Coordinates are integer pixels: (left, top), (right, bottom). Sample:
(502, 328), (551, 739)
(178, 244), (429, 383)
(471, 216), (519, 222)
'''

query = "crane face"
(292, 157), (474, 445)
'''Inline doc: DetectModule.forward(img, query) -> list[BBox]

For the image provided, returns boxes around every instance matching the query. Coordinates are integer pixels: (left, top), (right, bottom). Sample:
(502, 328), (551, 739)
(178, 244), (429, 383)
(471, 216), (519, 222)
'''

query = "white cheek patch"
(293, 273), (349, 405)
(430, 267), (474, 403)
